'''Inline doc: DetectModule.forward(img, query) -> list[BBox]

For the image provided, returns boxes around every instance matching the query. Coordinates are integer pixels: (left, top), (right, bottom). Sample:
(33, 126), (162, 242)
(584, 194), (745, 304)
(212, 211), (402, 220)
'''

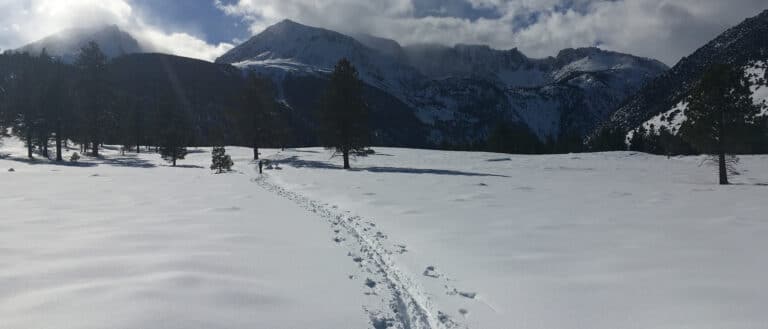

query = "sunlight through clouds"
(0, 0), (232, 61)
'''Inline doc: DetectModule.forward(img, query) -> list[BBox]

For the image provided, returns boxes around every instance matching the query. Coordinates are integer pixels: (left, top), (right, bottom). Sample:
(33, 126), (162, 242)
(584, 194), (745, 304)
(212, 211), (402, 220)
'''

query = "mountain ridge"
(216, 19), (668, 144)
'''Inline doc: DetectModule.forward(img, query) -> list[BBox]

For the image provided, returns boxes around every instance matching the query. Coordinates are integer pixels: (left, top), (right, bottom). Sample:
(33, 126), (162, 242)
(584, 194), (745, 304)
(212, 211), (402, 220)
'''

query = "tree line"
(0, 42), (289, 165)
(0, 44), (369, 169)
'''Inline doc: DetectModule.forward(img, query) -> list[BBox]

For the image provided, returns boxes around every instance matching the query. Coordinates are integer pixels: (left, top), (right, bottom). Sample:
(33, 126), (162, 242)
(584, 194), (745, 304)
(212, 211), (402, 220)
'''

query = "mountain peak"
(16, 24), (143, 62)
(215, 19), (363, 66)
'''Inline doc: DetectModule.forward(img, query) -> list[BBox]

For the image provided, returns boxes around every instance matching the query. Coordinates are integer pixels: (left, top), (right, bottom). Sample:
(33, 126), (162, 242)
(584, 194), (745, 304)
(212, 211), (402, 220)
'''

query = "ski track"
(253, 173), (455, 329)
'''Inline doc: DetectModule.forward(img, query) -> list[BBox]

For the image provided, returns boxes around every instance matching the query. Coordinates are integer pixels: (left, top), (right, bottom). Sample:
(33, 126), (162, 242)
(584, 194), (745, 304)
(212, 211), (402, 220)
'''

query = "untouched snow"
(2, 138), (768, 329)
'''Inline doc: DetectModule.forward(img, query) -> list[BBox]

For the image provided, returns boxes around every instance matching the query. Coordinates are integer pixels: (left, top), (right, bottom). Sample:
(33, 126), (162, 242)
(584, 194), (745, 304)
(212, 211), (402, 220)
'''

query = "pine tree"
(628, 126), (648, 152)
(588, 126), (627, 152)
(239, 73), (278, 160)
(7, 52), (47, 159)
(43, 59), (74, 161)
(74, 41), (109, 157)
(679, 63), (761, 185)
(210, 146), (233, 173)
(318, 58), (369, 169)
(157, 95), (192, 167)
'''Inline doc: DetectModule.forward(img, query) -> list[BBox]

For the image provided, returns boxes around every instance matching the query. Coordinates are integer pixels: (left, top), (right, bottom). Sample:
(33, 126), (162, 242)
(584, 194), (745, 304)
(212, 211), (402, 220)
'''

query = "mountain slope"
(17, 25), (144, 62)
(217, 20), (667, 145)
(604, 9), (768, 134)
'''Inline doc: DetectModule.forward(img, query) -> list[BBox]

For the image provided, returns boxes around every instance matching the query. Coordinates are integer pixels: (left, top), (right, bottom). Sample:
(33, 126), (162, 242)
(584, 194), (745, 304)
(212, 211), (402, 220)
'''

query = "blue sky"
(130, 0), (249, 45)
(1, 0), (767, 64)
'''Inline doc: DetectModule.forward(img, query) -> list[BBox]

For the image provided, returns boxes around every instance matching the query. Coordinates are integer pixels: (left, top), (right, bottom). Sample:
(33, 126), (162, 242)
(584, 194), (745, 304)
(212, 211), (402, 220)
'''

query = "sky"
(0, 0), (766, 65)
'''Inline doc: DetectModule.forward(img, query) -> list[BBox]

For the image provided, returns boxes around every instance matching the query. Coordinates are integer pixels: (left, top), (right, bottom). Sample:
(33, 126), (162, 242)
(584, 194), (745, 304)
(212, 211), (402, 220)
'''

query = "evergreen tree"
(628, 126), (648, 152)
(318, 58), (369, 169)
(239, 73), (277, 160)
(210, 146), (233, 173)
(157, 95), (192, 167)
(43, 59), (74, 161)
(7, 52), (46, 158)
(679, 63), (761, 185)
(588, 126), (627, 152)
(74, 41), (109, 156)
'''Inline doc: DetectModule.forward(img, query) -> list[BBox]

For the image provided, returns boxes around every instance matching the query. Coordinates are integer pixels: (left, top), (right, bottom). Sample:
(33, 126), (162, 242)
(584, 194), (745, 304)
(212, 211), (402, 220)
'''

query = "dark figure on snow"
(258, 160), (263, 174)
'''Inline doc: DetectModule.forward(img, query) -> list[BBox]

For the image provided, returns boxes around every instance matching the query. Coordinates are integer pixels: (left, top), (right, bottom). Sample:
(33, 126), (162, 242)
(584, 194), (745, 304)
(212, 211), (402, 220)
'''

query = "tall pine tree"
(239, 73), (277, 160)
(74, 41), (109, 156)
(157, 94), (192, 167)
(318, 58), (369, 169)
(680, 63), (761, 185)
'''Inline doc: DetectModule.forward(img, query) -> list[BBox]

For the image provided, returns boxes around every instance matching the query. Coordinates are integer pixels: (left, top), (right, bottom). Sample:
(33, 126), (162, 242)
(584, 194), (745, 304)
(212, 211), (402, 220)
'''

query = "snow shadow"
(1, 153), (157, 168)
(99, 155), (157, 168)
(0, 154), (97, 167)
(354, 166), (509, 177)
(279, 156), (509, 177)
(165, 164), (205, 169)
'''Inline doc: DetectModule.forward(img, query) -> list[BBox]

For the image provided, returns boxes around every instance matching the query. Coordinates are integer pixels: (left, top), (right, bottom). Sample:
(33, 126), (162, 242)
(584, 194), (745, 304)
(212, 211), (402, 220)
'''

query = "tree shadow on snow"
(0, 154), (97, 168)
(279, 156), (508, 177)
(164, 164), (205, 169)
(0, 152), (158, 169)
(100, 155), (157, 168)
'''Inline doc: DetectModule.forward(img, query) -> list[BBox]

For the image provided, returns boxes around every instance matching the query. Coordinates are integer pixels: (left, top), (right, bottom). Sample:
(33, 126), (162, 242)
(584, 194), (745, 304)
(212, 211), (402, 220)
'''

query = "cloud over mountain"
(215, 0), (768, 65)
(0, 0), (233, 61)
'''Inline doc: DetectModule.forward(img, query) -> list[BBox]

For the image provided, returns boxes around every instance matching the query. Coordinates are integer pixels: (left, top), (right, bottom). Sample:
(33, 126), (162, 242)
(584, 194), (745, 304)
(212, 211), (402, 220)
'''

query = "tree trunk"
(343, 149), (350, 169)
(253, 144), (259, 160)
(26, 130), (33, 159)
(92, 141), (99, 157)
(718, 152), (729, 185)
(717, 111), (728, 185)
(55, 124), (63, 162)
(172, 156), (177, 167)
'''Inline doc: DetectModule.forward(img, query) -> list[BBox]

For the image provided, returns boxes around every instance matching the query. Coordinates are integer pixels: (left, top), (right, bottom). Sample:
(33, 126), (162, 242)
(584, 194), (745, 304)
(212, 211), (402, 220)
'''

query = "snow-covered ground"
(2, 138), (768, 329)
(0, 140), (368, 329)
(265, 148), (768, 329)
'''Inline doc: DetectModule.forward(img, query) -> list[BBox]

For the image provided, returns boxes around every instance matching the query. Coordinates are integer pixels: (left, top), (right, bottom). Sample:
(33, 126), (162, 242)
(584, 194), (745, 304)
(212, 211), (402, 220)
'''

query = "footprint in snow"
(458, 291), (477, 299)
(395, 244), (408, 254)
(447, 288), (477, 299)
(365, 278), (377, 289)
(423, 266), (440, 278)
(370, 316), (394, 329)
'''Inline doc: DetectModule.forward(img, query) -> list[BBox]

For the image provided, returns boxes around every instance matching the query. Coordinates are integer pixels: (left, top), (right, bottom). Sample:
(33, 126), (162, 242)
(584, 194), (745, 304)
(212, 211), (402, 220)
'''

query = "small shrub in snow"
(210, 146), (233, 174)
(70, 152), (80, 162)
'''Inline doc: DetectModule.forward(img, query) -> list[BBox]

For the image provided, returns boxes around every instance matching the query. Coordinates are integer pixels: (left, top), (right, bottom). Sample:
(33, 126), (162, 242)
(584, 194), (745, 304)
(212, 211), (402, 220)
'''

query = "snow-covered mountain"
(16, 25), (144, 63)
(217, 19), (667, 144)
(603, 9), (768, 138)
(215, 20), (422, 94)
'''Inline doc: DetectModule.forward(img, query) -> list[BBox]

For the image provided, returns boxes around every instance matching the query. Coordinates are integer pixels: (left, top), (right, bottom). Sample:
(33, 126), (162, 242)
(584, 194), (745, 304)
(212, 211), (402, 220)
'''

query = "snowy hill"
(217, 20), (668, 144)
(604, 9), (768, 135)
(16, 25), (144, 62)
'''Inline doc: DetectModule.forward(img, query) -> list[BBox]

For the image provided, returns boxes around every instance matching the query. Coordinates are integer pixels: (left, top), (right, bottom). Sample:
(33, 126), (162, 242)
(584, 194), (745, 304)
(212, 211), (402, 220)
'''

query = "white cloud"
(0, 0), (232, 61)
(215, 0), (768, 65)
